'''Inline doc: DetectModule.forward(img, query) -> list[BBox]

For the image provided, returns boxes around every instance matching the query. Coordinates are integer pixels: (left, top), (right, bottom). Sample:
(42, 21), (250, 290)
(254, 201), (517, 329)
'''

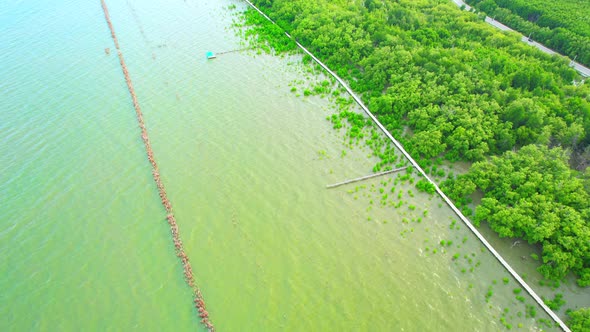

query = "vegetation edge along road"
(462, 0), (590, 69)
(452, 0), (590, 77)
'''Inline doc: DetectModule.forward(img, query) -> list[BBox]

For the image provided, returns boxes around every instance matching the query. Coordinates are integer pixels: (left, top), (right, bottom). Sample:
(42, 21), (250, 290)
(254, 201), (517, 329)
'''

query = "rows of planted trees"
(245, 0), (589, 328)
(465, 0), (590, 67)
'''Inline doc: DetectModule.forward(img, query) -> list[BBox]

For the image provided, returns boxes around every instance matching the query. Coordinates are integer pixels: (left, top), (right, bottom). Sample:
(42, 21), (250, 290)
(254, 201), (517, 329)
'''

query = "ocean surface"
(0, 0), (569, 330)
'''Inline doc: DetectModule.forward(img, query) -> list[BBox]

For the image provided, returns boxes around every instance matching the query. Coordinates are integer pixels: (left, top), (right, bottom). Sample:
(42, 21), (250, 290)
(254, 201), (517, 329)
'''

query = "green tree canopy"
(567, 307), (590, 332)
(451, 145), (590, 285)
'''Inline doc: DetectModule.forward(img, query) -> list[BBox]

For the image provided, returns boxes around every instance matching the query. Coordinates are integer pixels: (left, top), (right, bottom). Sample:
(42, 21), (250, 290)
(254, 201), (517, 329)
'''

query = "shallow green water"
(1, 0), (562, 331)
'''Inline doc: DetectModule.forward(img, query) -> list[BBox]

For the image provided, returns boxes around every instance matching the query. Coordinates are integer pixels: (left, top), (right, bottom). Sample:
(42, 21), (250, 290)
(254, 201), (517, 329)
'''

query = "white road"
(452, 0), (590, 77)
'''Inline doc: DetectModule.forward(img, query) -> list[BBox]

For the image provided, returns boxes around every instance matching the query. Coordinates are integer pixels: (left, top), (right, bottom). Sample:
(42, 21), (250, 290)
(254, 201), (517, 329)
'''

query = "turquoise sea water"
(1, 0), (567, 331)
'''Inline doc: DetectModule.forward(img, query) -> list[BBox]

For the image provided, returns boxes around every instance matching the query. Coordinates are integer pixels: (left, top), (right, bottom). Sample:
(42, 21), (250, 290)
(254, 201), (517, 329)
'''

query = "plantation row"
(465, 0), (590, 67)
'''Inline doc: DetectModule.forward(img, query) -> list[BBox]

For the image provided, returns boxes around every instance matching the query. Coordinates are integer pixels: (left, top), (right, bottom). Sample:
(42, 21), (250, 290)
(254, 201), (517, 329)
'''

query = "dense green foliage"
(245, 0), (590, 285)
(241, 8), (297, 53)
(251, 0), (590, 165)
(445, 145), (590, 285)
(567, 307), (590, 332)
(543, 293), (565, 311)
(416, 179), (436, 194)
(466, 0), (590, 66)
